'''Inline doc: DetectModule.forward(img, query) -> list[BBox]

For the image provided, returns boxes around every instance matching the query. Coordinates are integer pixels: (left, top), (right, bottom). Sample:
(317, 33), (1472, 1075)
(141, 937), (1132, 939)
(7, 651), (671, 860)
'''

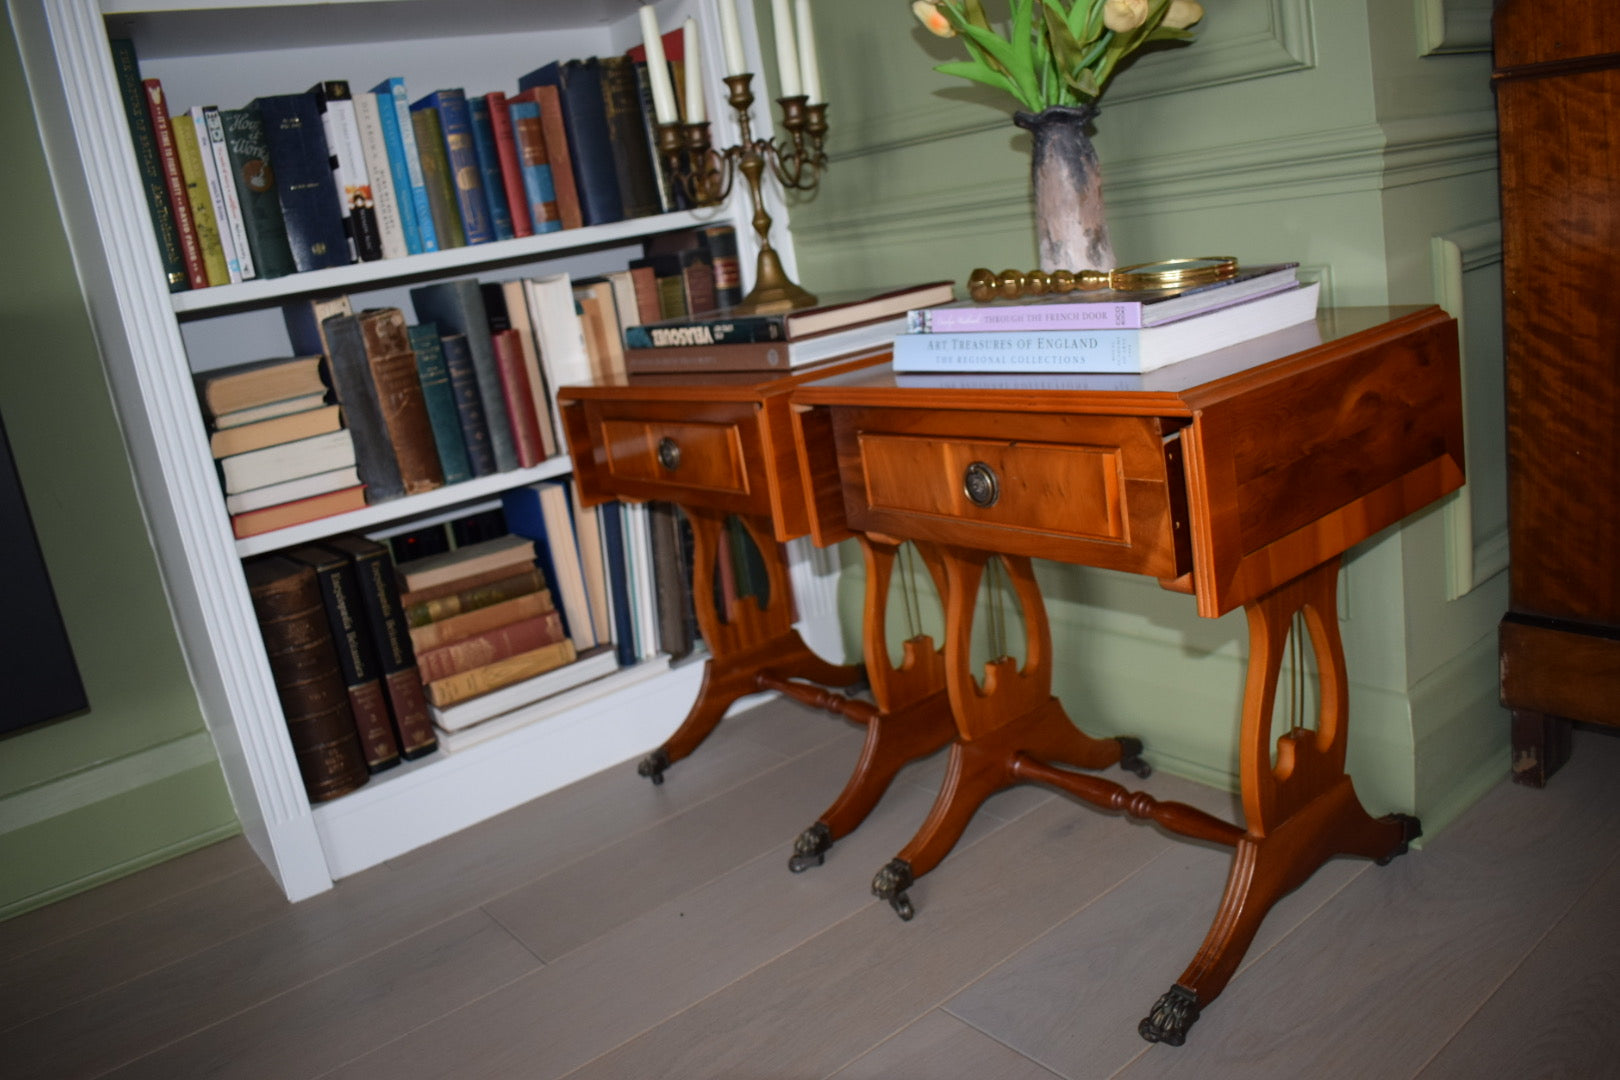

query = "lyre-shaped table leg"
(872, 547), (1145, 919)
(789, 537), (957, 872)
(1138, 556), (1420, 1046)
(638, 508), (863, 783)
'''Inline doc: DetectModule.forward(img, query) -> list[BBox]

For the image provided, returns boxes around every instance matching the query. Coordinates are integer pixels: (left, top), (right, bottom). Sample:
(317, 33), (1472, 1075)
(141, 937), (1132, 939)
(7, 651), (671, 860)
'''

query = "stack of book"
(397, 533), (617, 735)
(198, 355), (363, 538)
(112, 27), (698, 293)
(890, 264), (1320, 374)
(620, 280), (959, 374)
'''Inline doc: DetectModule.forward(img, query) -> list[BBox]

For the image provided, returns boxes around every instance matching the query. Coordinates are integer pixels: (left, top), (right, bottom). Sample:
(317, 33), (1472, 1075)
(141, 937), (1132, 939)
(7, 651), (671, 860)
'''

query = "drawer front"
(835, 409), (1187, 577)
(600, 417), (751, 497)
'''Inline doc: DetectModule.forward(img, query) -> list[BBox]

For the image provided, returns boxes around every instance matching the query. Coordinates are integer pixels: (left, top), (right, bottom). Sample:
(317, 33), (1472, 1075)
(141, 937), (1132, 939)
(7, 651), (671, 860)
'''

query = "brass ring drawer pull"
(657, 437), (682, 471)
(963, 461), (1000, 508)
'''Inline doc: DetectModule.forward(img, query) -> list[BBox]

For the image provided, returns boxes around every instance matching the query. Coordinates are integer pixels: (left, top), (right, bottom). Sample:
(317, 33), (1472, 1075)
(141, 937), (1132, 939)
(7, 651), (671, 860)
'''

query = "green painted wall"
(0, 11), (237, 920)
(797, 0), (1509, 836)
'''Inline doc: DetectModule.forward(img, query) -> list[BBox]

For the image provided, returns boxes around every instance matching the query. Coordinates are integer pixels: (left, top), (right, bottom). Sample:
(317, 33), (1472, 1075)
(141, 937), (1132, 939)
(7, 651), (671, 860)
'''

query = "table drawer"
(833, 409), (1188, 577)
(601, 417), (750, 495)
(570, 398), (771, 516)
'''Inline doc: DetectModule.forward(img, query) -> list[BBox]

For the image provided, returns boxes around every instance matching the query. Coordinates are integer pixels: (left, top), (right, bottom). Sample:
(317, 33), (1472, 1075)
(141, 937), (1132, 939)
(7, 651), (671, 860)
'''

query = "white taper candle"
(716, 0), (747, 77)
(794, 0), (822, 104)
(683, 18), (705, 124)
(638, 5), (679, 124)
(769, 0), (802, 98)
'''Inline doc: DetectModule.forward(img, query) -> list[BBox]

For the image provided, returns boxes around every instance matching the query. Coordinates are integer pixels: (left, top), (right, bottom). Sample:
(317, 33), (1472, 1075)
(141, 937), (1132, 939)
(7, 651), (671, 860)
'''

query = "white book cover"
(188, 106), (241, 282)
(200, 106), (254, 281)
(624, 502), (659, 661)
(223, 465), (361, 514)
(524, 273), (594, 400)
(218, 429), (356, 494)
(351, 91), (408, 260)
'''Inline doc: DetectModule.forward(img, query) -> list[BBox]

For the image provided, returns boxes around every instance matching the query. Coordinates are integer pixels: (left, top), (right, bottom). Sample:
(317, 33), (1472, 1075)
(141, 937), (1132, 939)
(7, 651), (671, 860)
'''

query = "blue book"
(369, 83), (423, 254)
(466, 97), (515, 242)
(412, 88), (494, 245)
(436, 332), (496, 478)
(409, 279), (517, 472)
(507, 100), (562, 235)
(517, 60), (623, 227)
(596, 502), (637, 666)
(371, 77), (438, 253)
(252, 92), (349, 271)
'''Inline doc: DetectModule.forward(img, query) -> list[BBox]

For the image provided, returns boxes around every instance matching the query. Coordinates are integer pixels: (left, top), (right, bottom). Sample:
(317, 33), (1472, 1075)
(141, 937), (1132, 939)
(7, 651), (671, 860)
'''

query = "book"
(143, 78), (207, 289)
(908, 263), (1302, 332)
(622, 315), (908, 374)
(702, 225), (744, 309)
(507, 85), (582, 230)
(497, 279), (559, 457)
(409, 102), (464, 249)
(415, 609), (568, 683)
(242, 555), (370, 802)
(624, 501), (660, 659)
(517, 60), (623, 226)
(423, 638), (578, 708)
(218, 429), (357, 494)
(223, 464), (360, 515)
(186, 107), (244, 284)
(201, 106), (255, 281)
(371, 76), (435, 253)
(196, 355), (328, 418)
(483, 91), (532, 238)
(321, 535), (439, 759)
(408, 589), (554, 652)
(169, 114), (231, 286)
(351, 90), (409, 260)
(320, 311), (408, 501)
(230, 485), (367, 539)
(505, 98), (562, 234)
(572, 280), (627, 381)
(409, 279), (518, 471)
(405, 323), (474, 484)
(403, 566), (546, 627)
(254, 91), (350, 272)
(413, 89), (494, 245)
(209, 403), (342, 458)
(395, 533), (538, 593)
(465, 96), (515, 241)
(490, 329), (546, 468)
(282, 293), (353, 361)
(624, 280), (959, 347)
(568, 481), (612, 647)
(597, 503), (638, 666)
(646, 500), (693, 659)
(340, 307), (443, 494)
(437, 332), (496, 477)
(889, 282), (1322, 373)
(501, 482), (596, 650)
(284, 544), (403, 772)
(309, 80), (382, 262)
(213, 392), (330, 430)
(630, 56), (680, 213)
(107, 39), (188, 291)
(598, 55), (661, 219)
(218, 105), (298, 280)
(428, 645), (628, 740)
(626, 262), (663, 327)
(521, 273), (594, 421)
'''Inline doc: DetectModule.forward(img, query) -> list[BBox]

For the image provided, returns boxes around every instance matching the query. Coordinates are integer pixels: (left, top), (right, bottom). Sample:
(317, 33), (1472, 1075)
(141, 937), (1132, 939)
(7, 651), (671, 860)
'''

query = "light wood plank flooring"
(5, 698), (1618, 1079)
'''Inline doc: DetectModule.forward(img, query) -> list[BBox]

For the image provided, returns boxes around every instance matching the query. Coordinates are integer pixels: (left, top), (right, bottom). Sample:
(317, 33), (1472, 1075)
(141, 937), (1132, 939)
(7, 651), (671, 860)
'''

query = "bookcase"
(12, 0), (843, 900)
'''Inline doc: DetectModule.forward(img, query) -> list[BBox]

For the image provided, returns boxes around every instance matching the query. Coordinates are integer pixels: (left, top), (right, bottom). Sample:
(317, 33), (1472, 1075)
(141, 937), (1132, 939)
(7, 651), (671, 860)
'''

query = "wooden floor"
(5, 698), (1619, 1080)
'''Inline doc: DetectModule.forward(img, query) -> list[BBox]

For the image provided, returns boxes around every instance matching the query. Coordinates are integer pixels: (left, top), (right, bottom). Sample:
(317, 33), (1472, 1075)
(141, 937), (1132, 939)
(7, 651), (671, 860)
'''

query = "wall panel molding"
(1416, 0), (1494, 56)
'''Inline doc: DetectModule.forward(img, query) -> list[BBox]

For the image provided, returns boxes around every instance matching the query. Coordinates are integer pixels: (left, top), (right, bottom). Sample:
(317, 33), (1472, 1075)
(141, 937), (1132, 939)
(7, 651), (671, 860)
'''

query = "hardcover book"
(395, 533), (537, 593)
(408, 588), (555, 652)
(501, 482), (596, 651)
(624, 280), (957, 348)
(169, 115), (231, 287)
(517, 60), (623, 226)
(598, 55), (661, 219)
(506, 98), (562, 234)
(284, 544), (403, 772)
(403, 566), (546, 627)
(414, 609), (567, 683)
(143, 78), (207, 289)
(409, 103), (465, 249)
(320, 535), (439, 759)
(427, 644), (619, 735)
(218, 428), (357, 495)
(254, 91), (350, 272)
(196, 354), (328, 418)
(218, 105), (298, 280)
(405, 323), (475, 484)
(325, 308), (444, 496)
(409, 278), (518, 471)
(208, 403), (343, 458)
(310, 80), (384, 262)
(497, 279), (559, 457)
(413, 89), (494, 245)
(507, 86), (582, 230)
(437, 333), (496, 477)
(371, 76), (435, 253)
(351, 91), (409, 259)
(483, 91), (532, 238)
(320, 312), (408, 502)
(242, 555), (370, 802)
(183, 107), (242, 283)
(223, 464), (360, 515)
(108, 39), (188, 291)
(889, 282), (1321, 374)
(201, 106), (255, 280)
(422, 639), (578, 708)
(229, 484), (367, 539)
(490, 328), (546, 468)
(465, 96), (515, 241)
(622, 316), (906, 374)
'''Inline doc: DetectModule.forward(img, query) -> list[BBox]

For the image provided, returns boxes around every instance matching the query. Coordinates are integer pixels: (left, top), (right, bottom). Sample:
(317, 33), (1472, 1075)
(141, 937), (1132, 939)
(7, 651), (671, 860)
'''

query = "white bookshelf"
(12, 0), (838, 900)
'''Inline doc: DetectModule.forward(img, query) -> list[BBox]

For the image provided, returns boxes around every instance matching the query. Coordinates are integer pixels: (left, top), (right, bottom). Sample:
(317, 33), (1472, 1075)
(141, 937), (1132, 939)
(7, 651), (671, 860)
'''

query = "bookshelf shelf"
(16, 0), (836, 901)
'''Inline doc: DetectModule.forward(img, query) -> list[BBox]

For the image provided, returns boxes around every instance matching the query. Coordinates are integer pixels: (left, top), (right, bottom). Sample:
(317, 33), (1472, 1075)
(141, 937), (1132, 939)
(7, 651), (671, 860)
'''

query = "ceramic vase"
(1015, 104), (1115, 273)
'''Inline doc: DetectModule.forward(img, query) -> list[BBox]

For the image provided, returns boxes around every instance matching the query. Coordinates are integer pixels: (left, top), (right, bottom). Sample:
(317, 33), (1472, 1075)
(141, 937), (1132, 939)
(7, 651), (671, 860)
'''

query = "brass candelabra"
(656, 73), (827, 314)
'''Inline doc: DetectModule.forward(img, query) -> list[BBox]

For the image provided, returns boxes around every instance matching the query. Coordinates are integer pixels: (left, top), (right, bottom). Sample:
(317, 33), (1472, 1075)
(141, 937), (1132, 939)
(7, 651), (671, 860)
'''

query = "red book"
(507, 86), (582, 230)
(142, 78), (207, 289)
(414, 609), (566, 682)
(483, 91), (532, 238)
(490, 329), (545, 468)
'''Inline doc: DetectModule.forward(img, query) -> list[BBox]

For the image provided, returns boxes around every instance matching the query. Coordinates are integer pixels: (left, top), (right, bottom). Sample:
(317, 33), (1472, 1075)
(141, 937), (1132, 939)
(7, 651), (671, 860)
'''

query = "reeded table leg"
(638, 508), (862, 783)
(1137, 557), (1420, 1046)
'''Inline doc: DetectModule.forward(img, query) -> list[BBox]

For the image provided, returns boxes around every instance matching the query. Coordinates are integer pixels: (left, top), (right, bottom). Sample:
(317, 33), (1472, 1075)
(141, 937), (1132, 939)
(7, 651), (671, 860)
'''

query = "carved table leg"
(1138, 557), (1421, 1046)
(789, 537), (956, 871)
(638, 509), (863, 783)
(871, 547), (1145, 919)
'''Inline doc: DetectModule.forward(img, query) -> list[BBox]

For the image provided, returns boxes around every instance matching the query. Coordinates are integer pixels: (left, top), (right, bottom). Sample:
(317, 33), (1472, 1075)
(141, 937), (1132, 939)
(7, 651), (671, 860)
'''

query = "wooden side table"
(559, 355), (967, 869)
(789, 306), (1465, 1044)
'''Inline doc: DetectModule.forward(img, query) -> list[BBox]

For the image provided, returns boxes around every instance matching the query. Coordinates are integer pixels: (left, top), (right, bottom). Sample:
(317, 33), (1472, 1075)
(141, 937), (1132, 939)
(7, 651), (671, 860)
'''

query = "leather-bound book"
(598, 56), (661, 219)
(321, 311), (406, 502)
(285, 544), (403, 773)
(243, 556), (370, 803)
(356, 307), (444, 494)
(409, 279), (518, 472)
(322, 535), (439, 758)
(405, 323), (474, 484)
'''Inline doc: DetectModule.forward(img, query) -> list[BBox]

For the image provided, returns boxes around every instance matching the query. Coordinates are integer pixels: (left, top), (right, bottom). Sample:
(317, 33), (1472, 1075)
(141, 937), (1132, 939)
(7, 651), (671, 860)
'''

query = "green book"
(107, 38), (188, 292)
(218, 105), (297, 279)
(407, 103), (465, 248)
(406, 323), (473, 484)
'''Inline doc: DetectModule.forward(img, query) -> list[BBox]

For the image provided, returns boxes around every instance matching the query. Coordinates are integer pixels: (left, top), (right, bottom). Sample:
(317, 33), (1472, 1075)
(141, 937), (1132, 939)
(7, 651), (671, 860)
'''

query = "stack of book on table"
(620, 281), (959, 374)
(397, 531), (618, 740)
(891, 263), (1319, 374)
(198, 355), (363, 539)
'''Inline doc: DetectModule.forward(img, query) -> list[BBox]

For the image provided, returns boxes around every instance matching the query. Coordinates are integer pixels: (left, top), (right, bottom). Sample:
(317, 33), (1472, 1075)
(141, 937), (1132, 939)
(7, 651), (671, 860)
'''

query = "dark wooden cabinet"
(1494, 1), (1620, 779)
